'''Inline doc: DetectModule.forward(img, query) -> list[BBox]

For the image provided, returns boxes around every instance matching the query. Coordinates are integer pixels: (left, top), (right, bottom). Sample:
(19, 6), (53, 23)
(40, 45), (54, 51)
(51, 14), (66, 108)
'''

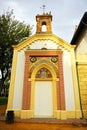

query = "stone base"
(6, 109), (83, 119)
(54, 110), (82, 120)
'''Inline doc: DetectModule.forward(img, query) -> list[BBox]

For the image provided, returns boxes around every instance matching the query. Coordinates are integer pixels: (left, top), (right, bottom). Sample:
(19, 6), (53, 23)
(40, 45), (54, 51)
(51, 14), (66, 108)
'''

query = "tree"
(0, 10), (33, 96)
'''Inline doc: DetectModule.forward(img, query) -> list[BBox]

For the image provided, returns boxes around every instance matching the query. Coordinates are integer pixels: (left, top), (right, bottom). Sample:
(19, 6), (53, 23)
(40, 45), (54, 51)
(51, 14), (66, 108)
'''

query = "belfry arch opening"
(42, 21), (47, 32)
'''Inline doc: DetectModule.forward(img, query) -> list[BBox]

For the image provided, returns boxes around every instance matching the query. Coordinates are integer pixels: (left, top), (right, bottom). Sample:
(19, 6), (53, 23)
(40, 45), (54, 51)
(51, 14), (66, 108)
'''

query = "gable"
(13, 33), (75, 52)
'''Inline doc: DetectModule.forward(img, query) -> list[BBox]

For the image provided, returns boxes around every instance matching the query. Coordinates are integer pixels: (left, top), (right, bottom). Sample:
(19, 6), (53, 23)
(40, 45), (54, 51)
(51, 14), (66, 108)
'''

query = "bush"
(0, 97), (8, 105)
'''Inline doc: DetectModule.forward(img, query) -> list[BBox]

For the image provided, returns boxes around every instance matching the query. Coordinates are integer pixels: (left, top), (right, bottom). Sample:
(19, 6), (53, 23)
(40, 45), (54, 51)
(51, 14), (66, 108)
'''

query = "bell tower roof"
(36, 12), (52, 34)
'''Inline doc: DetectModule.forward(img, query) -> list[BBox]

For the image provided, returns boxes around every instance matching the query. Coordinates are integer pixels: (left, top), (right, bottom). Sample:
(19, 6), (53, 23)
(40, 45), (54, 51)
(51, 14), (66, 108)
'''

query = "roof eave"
(70, 12), (87, 45)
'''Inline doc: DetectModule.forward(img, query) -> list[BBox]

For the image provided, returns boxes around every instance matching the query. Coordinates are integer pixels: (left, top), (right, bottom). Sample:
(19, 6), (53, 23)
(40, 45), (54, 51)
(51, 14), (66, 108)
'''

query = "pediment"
(13, 33), (75, 51)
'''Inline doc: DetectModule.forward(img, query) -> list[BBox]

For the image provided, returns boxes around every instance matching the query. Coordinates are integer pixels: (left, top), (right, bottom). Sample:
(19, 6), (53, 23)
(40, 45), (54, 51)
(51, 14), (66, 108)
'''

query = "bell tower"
(36, 12), (52, 33)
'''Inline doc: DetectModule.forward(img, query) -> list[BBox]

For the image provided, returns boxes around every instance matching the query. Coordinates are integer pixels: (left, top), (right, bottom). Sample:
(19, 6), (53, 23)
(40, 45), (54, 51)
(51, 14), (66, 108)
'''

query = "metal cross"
(41, 5), (46, 14)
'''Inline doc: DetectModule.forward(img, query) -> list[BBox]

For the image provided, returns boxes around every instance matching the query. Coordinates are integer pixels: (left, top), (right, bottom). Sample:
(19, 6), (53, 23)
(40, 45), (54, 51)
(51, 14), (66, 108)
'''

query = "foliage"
(0, 10), (33, 95)
(0, 97), (8, 104)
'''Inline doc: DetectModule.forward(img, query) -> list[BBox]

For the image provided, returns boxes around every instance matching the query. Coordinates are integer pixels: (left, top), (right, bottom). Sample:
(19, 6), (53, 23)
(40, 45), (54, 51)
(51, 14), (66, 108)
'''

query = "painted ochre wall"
(75, 33), (87, 118)
(77, 63), (87, 118)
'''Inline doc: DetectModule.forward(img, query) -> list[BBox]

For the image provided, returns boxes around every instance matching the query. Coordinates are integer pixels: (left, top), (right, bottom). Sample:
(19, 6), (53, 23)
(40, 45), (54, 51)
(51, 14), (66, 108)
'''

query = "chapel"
(7, 11), (86, 120)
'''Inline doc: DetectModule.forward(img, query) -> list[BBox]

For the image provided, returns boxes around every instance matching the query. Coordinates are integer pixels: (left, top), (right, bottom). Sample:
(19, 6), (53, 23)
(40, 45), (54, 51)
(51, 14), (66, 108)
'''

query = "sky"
(0, 0), (87, 43)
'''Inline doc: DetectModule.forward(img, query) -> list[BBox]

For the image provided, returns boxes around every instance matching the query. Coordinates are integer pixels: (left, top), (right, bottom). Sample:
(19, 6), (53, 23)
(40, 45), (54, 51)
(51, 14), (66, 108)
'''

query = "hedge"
(0, 97), (8, 105)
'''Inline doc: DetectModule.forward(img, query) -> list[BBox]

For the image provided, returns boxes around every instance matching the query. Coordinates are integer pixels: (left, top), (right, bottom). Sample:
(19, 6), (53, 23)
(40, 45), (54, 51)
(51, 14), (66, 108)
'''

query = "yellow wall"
(77, 63), (87, 118)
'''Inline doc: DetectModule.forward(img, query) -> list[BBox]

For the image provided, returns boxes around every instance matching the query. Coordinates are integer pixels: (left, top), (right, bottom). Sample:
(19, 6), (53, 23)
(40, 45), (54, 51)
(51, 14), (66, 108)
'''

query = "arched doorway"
(34, 68), (53, 117)
(31, 64), (57, 118)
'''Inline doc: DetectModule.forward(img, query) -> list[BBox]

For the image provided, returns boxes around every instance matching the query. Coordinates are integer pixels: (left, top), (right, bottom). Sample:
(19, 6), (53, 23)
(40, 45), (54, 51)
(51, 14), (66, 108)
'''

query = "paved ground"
(0, 121), (87, 130)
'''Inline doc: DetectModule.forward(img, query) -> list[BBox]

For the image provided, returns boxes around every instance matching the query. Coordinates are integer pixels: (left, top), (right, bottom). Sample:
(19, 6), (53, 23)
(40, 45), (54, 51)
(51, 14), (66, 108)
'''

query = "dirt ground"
(0, 105), (7, 116)
(0, 105), (87, 130)
(0, 121), (87, 130)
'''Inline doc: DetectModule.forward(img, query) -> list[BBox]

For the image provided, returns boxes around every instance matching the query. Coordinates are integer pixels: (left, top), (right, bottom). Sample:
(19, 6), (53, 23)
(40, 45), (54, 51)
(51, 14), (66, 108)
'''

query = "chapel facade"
(7, 12), (83, 119)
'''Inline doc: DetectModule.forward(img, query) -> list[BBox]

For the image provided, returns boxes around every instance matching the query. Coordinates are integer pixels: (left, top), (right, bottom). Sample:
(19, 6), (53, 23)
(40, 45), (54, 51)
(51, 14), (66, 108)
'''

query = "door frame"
(30, 63), (57, 118)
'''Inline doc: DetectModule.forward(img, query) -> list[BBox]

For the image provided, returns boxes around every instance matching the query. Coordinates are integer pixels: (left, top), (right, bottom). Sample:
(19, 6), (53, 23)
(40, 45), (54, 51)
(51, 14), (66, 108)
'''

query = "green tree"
(0, 10), (33, 96)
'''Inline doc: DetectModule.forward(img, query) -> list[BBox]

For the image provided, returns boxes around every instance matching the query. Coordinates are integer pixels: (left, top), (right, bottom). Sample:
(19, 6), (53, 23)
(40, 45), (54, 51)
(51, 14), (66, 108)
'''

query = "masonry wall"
(75, 31), (87, 118)
(77, 63), (87, 118)
(75, 32), (87, 118)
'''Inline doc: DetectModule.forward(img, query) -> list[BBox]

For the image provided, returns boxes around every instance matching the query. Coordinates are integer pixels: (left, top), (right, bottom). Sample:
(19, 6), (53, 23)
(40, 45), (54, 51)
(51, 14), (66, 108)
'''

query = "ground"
(0, 121), (87, 130)
(0, 104), (7, 116)
(0, 104), (87, 130)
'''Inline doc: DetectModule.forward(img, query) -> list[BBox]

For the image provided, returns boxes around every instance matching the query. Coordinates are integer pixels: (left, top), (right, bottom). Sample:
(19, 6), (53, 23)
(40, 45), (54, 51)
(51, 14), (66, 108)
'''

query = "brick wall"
(22, 50), (65, 111)
(22, 54), (31, 110)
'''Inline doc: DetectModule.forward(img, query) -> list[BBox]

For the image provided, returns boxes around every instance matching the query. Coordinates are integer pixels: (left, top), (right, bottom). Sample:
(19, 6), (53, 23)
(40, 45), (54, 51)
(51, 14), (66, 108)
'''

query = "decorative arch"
(42, 21), (46, 25)
(31, 63), (57, 80)
(29, 58), (58, 79)
(35, 67), (52, 78)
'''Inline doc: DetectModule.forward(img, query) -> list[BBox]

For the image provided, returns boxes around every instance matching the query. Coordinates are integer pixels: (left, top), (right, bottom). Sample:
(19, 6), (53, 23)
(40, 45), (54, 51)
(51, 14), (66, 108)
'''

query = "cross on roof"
(41, 5), (46, 14)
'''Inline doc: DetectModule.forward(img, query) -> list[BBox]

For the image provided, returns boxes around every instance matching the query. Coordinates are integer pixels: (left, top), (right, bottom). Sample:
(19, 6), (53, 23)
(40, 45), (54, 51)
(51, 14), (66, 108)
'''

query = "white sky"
(0, 0), (87, 43)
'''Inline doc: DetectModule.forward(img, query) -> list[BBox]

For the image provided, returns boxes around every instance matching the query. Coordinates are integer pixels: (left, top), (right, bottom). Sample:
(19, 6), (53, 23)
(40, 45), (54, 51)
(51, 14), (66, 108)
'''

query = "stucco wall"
(30, 40), (58, 49)
(76, 32), (87, 54)
(63, 51), (75, 110)
(13, 51), (25, 109)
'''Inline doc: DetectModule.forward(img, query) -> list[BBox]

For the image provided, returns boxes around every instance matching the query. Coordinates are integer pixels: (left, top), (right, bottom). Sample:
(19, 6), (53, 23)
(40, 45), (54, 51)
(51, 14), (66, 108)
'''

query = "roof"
(70, 12), (87, 45)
